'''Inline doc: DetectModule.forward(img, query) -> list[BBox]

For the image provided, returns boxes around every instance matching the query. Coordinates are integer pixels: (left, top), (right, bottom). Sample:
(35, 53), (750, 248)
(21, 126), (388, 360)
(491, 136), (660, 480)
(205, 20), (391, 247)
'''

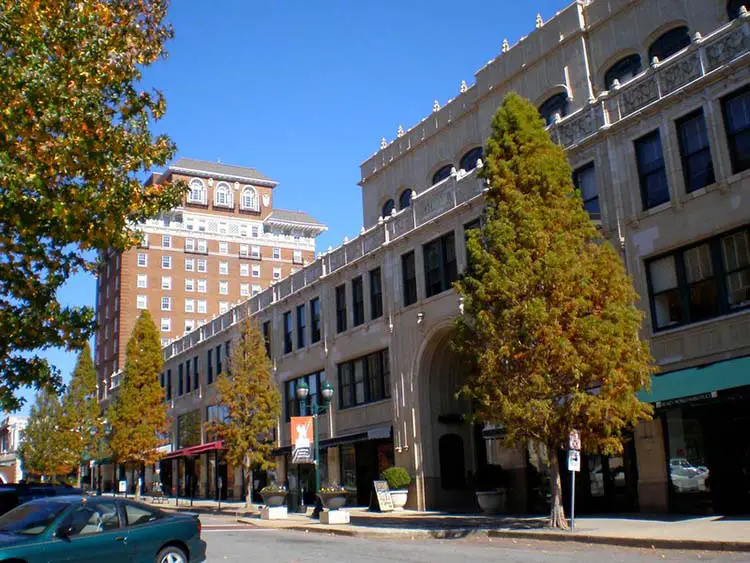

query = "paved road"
(200, 523), (748, 562)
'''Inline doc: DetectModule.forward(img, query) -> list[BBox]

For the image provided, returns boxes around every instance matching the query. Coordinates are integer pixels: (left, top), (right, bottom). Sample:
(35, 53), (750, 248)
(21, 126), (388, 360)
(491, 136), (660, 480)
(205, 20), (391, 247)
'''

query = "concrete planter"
(390, 489), (409, 510)
(476, 489), (507, 514)
(260, 492), (287, 508)
(318, 492), (347, 510)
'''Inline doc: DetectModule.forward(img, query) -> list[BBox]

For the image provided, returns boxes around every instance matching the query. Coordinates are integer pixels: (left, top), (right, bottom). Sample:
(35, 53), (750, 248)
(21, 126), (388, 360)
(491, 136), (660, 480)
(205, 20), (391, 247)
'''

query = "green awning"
(638, 355), (750, 405)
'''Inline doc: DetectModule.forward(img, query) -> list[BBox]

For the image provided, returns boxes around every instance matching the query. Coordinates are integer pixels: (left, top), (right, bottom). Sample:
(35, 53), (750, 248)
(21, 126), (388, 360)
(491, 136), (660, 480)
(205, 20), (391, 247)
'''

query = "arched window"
(241, 186), (258, 211)
(214, 182), (233, 208)
(648, 26), (690, 63)
(398, 188), (413, 210)
(431, 164), (453, 185)
(728, 0), (746, 19)
(539, 93), (569, 126)
(459, 147), (483, 172)
(381, 199), (395, 218)
(188, 179), (206, 204)
(604, 54), (642, 90)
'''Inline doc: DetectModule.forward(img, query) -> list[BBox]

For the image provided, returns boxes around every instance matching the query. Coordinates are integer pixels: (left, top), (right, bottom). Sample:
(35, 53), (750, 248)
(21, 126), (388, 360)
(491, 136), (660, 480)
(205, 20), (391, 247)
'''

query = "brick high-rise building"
(94, 158), (326, 401)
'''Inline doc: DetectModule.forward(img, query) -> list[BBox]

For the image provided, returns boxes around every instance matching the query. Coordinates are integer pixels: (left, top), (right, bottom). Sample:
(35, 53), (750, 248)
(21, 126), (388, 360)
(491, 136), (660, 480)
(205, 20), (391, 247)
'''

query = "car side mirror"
(56, 525), (72, 539)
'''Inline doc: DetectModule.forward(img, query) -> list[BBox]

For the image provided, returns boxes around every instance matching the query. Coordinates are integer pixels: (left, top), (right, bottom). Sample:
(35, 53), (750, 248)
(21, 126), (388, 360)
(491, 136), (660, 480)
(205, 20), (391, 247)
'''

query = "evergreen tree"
(209, 319), (281, 507)
(19, 390), (72, 480)
(108, 310), (168, 500)
(454, 93), (655, 529)
(0, 0), (184, 411)
(60, 343), (103, 488)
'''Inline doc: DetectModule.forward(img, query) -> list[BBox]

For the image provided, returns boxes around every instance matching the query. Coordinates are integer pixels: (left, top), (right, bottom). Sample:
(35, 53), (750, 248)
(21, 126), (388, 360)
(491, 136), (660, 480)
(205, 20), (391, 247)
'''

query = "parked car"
(0, 495), (206, 563)
(0, 484), (84, 517)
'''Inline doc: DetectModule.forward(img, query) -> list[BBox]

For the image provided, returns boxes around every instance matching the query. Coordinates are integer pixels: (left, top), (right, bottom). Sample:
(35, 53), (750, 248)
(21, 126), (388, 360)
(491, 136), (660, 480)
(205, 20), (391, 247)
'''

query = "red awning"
(161, 440), (223, 460)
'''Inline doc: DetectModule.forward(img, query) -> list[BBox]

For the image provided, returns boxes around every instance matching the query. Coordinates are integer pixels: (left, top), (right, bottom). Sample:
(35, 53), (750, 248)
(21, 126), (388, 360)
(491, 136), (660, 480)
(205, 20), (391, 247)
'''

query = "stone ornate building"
(0, 415), (28, 484)
(157, 0), (750, 514)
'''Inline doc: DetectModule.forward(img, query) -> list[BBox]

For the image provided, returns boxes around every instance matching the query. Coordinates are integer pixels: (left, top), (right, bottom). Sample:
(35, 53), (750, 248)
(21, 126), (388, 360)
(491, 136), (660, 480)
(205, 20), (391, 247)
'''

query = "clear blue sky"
(22, 0), (571, 413)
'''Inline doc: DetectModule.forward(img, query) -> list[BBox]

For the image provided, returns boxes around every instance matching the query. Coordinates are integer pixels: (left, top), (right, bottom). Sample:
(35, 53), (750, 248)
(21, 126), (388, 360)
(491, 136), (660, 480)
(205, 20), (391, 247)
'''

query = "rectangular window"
(423, 231), (457, 298)
(161, 276), (172, 290)
(721, 229), (750, 309)
(240, 263), (249, 277)
(178, 363), (183, 396)
(218, 241), (228, 254)
(285, 371), (326, 421)
(263, 321), (271, 357)
(137, 274), (148, 289)
(573, 162), (600, 219)
(197, 239), (207, 253)
(252, 284), (262, 296)
(161, 255), (172, 269)
(197, 300), (207, 314)
(185, 360), (191, 393)
(722, 86), (750, 174)
(219, 281), (228, 295)
(240, 283), (250, 297)
(166, 369), (172, 401)
(251, 246), (261, 259)
(335, 284), (347, 333)
(184, 319), (194, 333)
(251, 264), (261, 278)
(215, 345), (222, 375)
(185, 258), (194, 271)
(296, 304), (306, 349)
(239, 244), (249, 257)
(273, 248), (281, 260)
(185, 278), (195, 292)
(138, 234), (149, 248)
(137, 295), (147, 309)
(293, 250), (303, 264)
(185, 299), (195, 313)
(337, 349), (390, 409)
(185, 238), (195, 252)
(207, 349), (213, 385)
(197, 259), (207, 273)
(197, 279), (207, 293)
(677, 110), (715, 193)
(283, 311), (293, 354)
(219, 301), (228, 313)
(635, 130), (670, 210)
(310, 297), (321, 343)
(273, 267), (281, 280)
(193, 356), (199, 390)
(137, 253), (147, 267)
(402, 251), (417, 306)
(161, 317), (171, 332)
(252, 225), (260, 238)
(162, 235), (171, 248)
(161, 296), (171, 311)
(352, 276), (364, 326)
(369, 268), (383, 320)
(219, 261), (229, 275)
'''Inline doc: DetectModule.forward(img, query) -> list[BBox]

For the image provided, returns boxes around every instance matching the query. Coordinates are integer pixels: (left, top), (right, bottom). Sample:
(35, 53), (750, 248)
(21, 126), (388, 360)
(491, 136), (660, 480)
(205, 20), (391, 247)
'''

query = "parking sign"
(569, 430), (581, 451)
(568, 449), (581, 472)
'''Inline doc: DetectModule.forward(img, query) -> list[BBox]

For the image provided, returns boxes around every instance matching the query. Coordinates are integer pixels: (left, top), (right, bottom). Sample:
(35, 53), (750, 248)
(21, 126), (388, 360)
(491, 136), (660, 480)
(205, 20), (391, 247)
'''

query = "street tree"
(453, 93), (655, 529)
(0, 0), (184, 411)
(108, 311), (169, 500)
(208, 319), (281, 507)
(60, 343), (103, 488)
(19, 390), (72, 481)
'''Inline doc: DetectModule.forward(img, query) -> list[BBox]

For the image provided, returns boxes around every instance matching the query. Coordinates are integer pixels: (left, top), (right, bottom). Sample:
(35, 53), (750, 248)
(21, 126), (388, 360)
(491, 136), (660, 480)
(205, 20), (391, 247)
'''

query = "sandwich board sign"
(373, 480), (394, 512)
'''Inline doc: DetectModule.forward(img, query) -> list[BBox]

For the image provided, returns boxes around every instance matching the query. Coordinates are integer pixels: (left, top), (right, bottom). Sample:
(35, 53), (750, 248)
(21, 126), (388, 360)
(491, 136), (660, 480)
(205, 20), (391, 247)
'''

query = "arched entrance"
(416, 327), (484, 511)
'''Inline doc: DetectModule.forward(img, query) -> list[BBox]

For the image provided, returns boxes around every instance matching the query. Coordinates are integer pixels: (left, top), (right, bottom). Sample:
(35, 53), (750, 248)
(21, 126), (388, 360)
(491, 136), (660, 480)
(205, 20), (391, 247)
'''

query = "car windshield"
(0, 500), (69, 536)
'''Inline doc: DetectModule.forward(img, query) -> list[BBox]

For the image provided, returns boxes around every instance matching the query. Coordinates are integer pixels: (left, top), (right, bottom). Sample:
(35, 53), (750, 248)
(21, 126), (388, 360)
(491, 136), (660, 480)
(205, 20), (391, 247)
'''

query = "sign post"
(567, 430), (581, 532)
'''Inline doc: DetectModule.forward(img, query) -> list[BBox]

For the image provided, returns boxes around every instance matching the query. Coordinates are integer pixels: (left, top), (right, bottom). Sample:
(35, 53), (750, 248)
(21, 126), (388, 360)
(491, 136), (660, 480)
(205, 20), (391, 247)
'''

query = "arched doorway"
(416, 327), (482, 511)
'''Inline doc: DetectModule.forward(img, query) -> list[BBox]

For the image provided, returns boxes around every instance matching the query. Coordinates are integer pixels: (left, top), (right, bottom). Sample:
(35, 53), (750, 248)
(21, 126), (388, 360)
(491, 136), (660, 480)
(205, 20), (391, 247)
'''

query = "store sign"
(567, 450), (581, 472)
(291, 416), (314, 464)
(655, 391), (717, 409)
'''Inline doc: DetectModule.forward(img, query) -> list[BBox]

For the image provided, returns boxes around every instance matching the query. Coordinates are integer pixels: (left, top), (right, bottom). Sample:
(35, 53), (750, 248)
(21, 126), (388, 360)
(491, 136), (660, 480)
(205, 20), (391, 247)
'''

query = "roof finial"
(502, 39), (510, 53)
(397, 125), (404, 138)
(380, 137), (387, 150)
(433, 100), (440, 112)
(460, 80), (468, 94)
(536, 13), (543, 29)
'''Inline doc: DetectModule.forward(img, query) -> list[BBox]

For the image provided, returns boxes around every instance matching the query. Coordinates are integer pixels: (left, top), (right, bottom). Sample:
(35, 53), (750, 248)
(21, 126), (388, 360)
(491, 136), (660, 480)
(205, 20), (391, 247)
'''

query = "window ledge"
(650, 306), (750, 339)
(338, 398), (391, 414)
(725, 167), (750, 187)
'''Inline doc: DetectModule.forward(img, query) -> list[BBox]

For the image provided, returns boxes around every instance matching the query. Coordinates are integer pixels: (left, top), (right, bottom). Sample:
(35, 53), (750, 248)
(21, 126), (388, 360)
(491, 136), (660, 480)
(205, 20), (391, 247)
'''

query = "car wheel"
(156, 546), (187, 563)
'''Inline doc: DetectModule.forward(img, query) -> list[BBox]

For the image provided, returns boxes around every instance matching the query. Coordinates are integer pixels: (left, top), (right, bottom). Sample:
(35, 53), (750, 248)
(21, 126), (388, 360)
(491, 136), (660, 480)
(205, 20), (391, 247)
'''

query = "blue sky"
(21, 0), (571, 413)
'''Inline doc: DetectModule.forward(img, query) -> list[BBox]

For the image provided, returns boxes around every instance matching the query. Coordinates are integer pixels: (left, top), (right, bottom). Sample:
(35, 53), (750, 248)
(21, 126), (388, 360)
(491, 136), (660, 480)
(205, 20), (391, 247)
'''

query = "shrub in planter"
(318, 483), (347, 510)
(260, 484), (287, 507)
(382, 467), (412, 490)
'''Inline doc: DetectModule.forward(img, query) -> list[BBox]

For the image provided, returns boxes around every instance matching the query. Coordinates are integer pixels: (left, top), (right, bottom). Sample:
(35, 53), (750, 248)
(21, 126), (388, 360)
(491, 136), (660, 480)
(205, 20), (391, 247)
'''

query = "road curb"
(486, 530), (750, 552)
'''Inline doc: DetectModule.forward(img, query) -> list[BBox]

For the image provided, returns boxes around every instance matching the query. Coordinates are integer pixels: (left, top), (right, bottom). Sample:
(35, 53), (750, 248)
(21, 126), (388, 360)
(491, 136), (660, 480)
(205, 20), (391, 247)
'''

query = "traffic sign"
(569, 429), (581, 451)
(568, 449), (581, 472)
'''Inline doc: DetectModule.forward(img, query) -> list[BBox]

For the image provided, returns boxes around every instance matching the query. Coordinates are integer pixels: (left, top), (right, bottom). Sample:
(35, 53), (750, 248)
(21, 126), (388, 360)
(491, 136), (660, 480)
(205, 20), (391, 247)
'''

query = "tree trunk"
(548, 448), (569, 530)
(244, 464), (253, 508)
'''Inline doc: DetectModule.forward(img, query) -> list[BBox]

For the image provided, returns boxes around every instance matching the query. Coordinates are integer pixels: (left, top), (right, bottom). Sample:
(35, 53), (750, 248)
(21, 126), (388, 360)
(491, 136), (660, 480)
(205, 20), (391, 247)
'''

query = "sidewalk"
(235, 508), (750, 552)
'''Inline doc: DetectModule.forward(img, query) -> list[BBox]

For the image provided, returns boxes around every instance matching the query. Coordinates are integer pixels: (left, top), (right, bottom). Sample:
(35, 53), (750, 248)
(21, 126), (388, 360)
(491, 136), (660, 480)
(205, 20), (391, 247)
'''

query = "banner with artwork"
(291, 416), (314, 464)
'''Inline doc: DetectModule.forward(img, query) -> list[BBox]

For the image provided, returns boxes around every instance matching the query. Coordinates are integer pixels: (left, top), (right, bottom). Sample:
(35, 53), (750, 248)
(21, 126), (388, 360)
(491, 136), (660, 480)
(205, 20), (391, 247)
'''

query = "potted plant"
(260, 484), (287, 508)
(474, 464), (507, 514)
(317, 483), (347, 510)
(382, 467), (411, 510)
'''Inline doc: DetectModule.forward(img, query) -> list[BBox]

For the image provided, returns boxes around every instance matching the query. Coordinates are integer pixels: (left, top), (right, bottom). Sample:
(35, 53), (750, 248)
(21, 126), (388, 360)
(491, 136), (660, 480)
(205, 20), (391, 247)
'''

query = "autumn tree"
(19, 390), (72, 481)
(208, 319), (281, 507)
(60, 343), (103, 488)
(108, 311), (169, 500)
(453, 93), (655, 529)
(0, 0), (184, 411)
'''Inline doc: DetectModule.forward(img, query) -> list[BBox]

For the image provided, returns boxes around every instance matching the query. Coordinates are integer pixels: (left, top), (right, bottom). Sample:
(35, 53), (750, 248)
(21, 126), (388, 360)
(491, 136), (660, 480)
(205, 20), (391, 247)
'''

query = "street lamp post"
(296, 380), (334, 516)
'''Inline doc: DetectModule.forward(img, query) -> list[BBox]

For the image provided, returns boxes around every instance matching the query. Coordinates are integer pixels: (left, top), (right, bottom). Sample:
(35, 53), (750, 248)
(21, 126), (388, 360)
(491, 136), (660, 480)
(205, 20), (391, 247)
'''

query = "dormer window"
(241, 186), (259, 211)
(188, 179), (206, 204)
(539, 93), (569, 126)
(214, 182), (233, 208)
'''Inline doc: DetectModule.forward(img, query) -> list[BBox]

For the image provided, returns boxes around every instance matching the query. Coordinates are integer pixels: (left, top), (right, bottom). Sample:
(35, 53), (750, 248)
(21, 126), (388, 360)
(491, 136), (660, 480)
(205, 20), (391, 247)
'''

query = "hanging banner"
(291, 416), (314, 464)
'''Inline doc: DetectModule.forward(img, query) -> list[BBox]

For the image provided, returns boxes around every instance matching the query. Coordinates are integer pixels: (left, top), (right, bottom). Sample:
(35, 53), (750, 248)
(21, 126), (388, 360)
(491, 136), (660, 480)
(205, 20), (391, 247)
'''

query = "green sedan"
(0, 495), (206, 563)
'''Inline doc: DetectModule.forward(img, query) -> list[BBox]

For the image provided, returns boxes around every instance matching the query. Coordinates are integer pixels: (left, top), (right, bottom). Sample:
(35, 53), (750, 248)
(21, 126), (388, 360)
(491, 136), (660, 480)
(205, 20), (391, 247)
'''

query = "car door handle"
(114, 536), (127, 542)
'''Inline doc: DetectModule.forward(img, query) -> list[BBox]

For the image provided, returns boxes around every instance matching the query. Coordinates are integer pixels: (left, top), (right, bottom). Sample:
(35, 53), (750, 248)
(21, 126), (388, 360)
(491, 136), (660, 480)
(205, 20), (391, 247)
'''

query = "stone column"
(634, 418), (669, 512)
(327, 447), (341, 484)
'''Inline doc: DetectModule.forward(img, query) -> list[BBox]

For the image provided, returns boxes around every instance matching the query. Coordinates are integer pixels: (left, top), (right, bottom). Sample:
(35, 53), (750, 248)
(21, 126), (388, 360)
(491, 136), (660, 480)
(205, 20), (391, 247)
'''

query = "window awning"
(162, 440), (223, 460)
(638, 355), (750, 406)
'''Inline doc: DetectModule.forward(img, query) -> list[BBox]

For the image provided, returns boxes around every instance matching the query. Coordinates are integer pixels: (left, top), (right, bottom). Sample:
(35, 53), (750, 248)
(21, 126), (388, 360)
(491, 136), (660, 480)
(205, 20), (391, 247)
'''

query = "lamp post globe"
(296, 380), (310, 400)
(321, 381), (334, 403)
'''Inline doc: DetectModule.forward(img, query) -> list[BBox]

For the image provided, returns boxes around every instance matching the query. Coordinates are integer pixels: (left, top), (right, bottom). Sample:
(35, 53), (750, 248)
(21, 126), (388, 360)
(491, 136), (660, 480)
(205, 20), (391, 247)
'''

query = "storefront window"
(177, 411), (202, 449)
(340, 444), (357, 496)
(666, 408), (711, 495)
